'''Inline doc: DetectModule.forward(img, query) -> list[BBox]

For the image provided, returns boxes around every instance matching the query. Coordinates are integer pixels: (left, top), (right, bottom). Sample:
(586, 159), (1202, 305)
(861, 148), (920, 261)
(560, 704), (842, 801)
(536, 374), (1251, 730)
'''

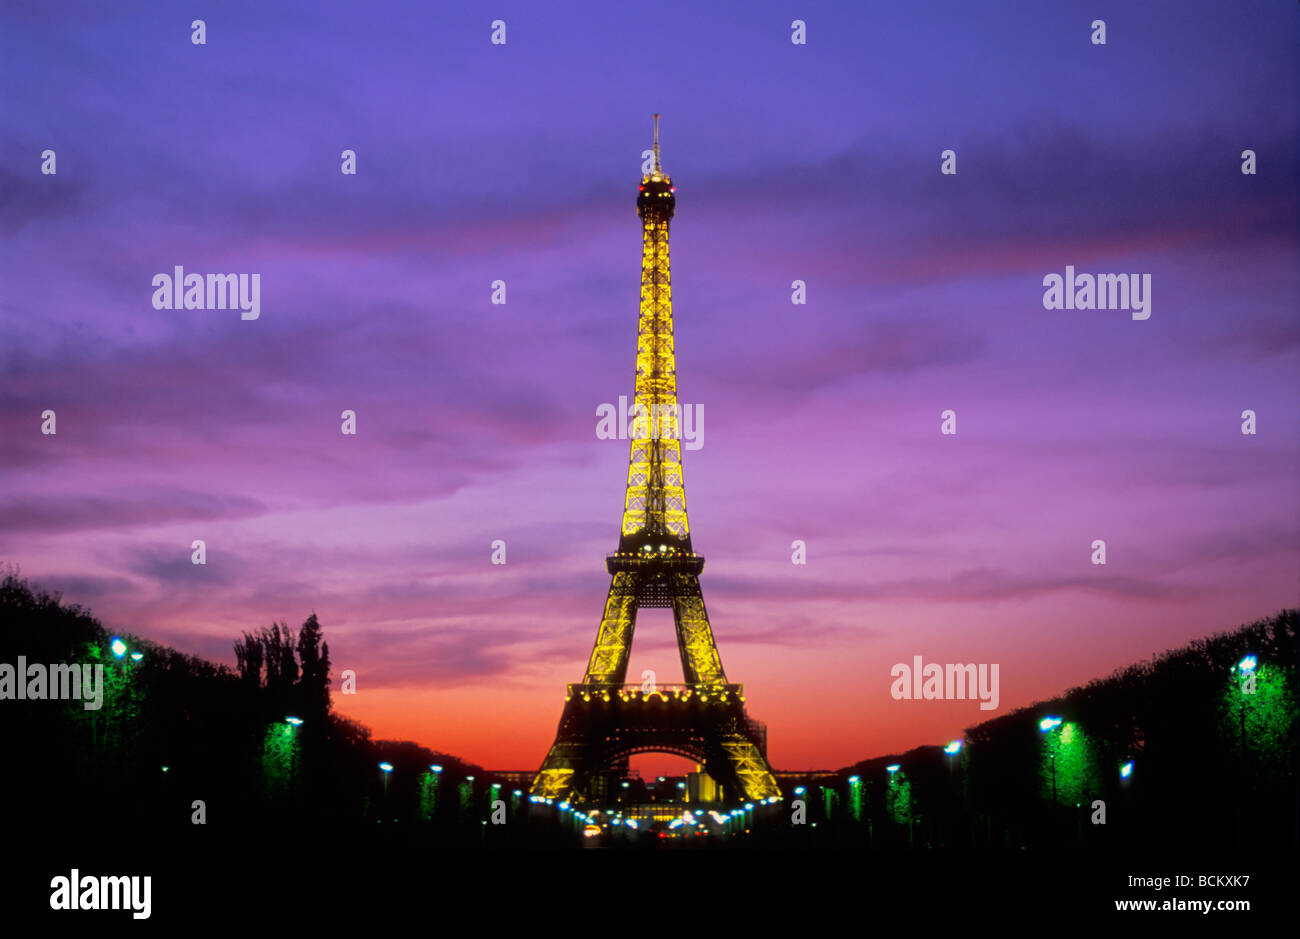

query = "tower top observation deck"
(638, 113), (675, 218)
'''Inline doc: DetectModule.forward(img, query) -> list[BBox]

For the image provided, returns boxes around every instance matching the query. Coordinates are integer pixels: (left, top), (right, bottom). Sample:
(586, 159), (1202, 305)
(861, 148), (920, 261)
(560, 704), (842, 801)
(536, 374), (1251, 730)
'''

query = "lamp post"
(379, 761), (393, 796)
(1231, 655), (1257, 845)
(943, 740), (964, 846)
(423, 765), (443, 821)
(884, 765), (906, 842)
(944, 739), (963, 776)
(1235, 655), (1256, 760)
(1039, 717), (1063, 804)
(108, 637), (137, 760)
(284, 717), (302, 790)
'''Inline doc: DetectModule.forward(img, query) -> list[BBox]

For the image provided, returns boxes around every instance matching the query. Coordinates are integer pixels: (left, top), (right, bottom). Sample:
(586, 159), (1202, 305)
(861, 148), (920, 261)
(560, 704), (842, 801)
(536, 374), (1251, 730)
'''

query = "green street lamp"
(105, 638), (134, 753)
(944, 739), (964, 779)
(283, 718), (303, 788)
(129, 651), (143, 662)
(1232, 655), (1258, 764)
(846, 774), (864, 823)
(379, 761), (393, 795)
(422, 765), (444, 819)
(1040, 716), (1063, 803)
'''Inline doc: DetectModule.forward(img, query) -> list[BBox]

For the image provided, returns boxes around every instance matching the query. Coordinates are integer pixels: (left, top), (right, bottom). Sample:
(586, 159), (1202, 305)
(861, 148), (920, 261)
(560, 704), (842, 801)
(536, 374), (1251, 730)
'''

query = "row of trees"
(234, 617), (332, 723)
(778, 608), (1296, 854)
(0, 570), (490, 842)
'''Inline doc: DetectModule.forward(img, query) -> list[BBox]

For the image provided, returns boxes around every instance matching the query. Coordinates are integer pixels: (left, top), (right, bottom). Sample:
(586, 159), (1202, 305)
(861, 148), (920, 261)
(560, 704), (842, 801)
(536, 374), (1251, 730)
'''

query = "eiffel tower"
(530, 116), (781, 804)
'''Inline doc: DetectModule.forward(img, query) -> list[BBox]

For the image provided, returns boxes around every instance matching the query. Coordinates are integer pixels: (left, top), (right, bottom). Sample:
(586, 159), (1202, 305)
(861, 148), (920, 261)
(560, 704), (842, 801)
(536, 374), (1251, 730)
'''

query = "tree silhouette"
(296, 613), (331, 720)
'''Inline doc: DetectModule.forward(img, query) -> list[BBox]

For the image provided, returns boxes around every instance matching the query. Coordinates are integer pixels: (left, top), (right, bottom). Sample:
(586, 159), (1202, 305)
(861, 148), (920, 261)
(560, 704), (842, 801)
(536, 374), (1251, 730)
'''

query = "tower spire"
(652, 113), (662, 173)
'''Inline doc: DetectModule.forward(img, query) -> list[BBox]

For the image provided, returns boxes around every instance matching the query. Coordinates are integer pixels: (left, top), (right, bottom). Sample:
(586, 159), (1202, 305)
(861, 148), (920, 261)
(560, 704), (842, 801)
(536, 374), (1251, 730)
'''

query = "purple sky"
(2, 1), (1297, 771)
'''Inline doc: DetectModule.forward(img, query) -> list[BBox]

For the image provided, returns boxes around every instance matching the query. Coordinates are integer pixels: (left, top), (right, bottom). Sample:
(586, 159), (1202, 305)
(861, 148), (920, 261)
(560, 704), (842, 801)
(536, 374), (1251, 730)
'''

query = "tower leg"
(718, 734), (782, 802)
(671, 573), (726, 686)
(582, 572), (639, 684)
(531, 740), (585, 800)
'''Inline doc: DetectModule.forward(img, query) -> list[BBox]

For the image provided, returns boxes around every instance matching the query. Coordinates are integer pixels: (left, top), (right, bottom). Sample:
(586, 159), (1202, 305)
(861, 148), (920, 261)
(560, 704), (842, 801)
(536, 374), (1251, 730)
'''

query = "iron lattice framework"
(531, 117), (781, 804)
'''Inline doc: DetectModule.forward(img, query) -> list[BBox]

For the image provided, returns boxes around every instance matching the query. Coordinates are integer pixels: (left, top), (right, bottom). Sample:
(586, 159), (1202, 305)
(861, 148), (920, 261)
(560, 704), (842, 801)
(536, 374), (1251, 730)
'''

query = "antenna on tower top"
(652, 113), (662, 172)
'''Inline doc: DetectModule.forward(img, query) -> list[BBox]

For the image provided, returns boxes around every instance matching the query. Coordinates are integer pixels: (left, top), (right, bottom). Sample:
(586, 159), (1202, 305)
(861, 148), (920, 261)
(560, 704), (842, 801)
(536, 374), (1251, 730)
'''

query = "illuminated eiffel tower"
(530, 116), (781, 804)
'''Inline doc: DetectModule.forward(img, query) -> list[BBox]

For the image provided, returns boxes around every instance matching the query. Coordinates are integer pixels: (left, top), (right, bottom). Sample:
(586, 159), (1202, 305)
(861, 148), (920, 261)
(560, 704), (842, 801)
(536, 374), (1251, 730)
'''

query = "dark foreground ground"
(5, 825), (1296, 926)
